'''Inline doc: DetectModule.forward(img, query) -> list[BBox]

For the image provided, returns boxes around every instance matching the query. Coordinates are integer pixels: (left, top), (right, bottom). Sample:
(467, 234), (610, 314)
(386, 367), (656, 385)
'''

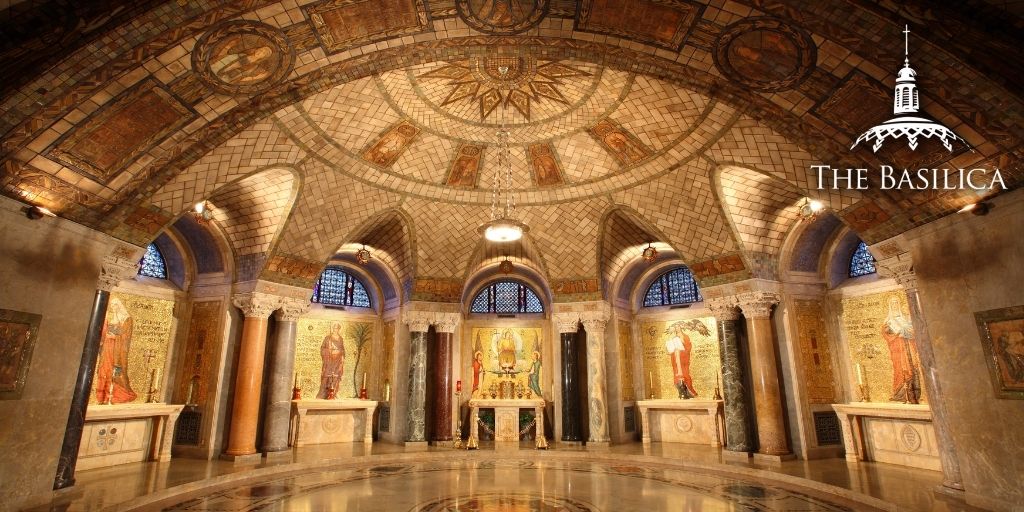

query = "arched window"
(643, 267), (701, 307)
(470, 280), (544, 314)
(312, 267), (371, 308)
(848, 241), (876, 278)
(138, 243), (167, 279)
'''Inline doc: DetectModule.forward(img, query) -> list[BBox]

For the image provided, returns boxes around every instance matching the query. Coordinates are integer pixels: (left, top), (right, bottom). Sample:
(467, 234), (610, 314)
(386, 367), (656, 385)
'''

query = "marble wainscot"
(832, 402), (940, 471)
(290, 399), (377, 447)
(637, 399), (724, 446)
(77, 403), (184, 471)
(467, 398), (548, 450)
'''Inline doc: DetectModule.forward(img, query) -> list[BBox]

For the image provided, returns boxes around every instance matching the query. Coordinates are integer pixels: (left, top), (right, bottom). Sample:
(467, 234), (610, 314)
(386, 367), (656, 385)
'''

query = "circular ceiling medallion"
(192, 21), (294, 95)
(416, 492), (599, 512)
(713, 17), (816, 92)
(456, 0), (550, 35)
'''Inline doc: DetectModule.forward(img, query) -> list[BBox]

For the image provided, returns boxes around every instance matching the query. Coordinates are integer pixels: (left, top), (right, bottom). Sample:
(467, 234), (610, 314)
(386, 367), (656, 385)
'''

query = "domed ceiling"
(0, 0), (1021, 297)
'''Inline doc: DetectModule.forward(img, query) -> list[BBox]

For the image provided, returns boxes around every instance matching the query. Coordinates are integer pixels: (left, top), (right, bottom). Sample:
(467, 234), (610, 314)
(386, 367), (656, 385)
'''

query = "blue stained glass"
(312, 267), (371, 308)
(470, 280), (544, 314)
(138, 243), (167, 279)
(642, 267), (701, 307)
(848, 241), (877, 278)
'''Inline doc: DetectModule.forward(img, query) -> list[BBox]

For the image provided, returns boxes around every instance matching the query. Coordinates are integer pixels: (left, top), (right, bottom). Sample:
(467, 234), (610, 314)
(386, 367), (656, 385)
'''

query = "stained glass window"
(138, 243), (167, 279)
(470, 280), (544, 314)
(312, 267), (371, 308)
(642, 267), (701, 307)
(848, 241), (876, 278)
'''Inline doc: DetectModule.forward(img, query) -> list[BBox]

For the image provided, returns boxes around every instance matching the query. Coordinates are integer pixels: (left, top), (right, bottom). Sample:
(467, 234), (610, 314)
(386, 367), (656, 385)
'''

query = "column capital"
(98, 245), (145, 291)
(552, 313), (580, 334)
(433, 312), (460, 333)
(875, 254), (917, 291)
(736, 291), (780, 319)
(706, 297), (741, 321)
(275, 298), (310, 322)
(232, 292), (279, 318)
(402, 309), (433, 332)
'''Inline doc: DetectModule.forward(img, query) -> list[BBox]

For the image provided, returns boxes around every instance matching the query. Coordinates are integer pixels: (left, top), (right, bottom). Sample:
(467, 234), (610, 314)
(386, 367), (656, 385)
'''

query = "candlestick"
(384, 380), (391, 402)
(294, 372), (299, 388)
(855, 363), (865, 386)
(649, 370), (655, 399)
(186, 379), (195, 406)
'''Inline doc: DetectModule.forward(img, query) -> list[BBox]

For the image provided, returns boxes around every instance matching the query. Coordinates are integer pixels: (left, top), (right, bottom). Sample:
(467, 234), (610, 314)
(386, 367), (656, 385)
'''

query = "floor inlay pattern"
(159, 458), (870, 512)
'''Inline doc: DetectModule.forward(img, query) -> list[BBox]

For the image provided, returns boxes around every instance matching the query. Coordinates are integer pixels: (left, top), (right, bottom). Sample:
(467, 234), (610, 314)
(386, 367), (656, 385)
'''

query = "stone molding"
(874, 253), (917, 291)
(98, 245), (146, 291)
(706, 297), (741, 321)
(735, 291), (780, 319)
(231, 292), (280, 318)
(551, 301), (611, 333)
(552, 313), (580, 334)
(275, 298), (311, 322)
(433, 312), (460, 333)
(402, 309), (434, 332)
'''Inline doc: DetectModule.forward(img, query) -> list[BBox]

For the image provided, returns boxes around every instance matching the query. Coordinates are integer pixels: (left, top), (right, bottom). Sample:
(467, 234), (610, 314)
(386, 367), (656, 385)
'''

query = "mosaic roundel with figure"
(713, 17), (816, 92)
(456, 0), (550, 35)
(192, 20), (294, 95)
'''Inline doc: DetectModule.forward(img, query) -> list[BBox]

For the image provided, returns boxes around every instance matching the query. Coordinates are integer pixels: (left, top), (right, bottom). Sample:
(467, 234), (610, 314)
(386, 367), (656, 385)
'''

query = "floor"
(38, 443), (983, 512)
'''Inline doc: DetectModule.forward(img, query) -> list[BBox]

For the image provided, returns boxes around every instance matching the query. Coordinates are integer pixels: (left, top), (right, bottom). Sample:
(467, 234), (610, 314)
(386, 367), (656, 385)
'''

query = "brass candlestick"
(453, 389), (464, 449)
(858, 383), (871, 402)
(145, 368), (161, 403)
(712, 374), (723, 401)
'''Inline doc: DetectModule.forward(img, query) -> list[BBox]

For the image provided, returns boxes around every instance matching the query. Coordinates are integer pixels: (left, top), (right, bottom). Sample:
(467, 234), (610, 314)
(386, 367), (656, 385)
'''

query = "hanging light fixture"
(641, 242), (658, 262)
(479, 65), (528, 243)
(191, 201), (213, 223)
(797, 197), (825, 221)
(499, 257), (514, 274)
(355, 244), (371, 264)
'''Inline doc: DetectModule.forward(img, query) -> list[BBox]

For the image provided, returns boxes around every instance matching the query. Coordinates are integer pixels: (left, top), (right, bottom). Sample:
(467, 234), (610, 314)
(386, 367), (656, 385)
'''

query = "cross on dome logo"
(813, 25), (1006, 191)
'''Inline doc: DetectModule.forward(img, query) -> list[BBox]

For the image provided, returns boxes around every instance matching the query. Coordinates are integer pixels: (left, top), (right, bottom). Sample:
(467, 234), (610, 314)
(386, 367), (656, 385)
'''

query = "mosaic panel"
(575, 0), (703, 51)
(528, 143), (564, 187)
(191, 20), (295, 95)
(445, 144), (483, 188)
(306, 0), (429, 54)
(793, 299), (836, 404)
(455, 0), (550, 35)
(90, 292), (175, 405)
(468, 327), (544, 398)
(50, 81), (194, 183)
(812, 71), (891, 137)
(174, 300), (223, 408)
(712, 17), (817, 93)
(380, 320), (396, 397)
(840, 291), (927, 404)
(362, 120), (420, 168)
(0, 309), (42, 400)
(411, 278), (464, 303)
(617, 319), (635, 402)
(295, 318), (374, 399)
(587, 119), (653, 167)
(639, 317), (720, 399)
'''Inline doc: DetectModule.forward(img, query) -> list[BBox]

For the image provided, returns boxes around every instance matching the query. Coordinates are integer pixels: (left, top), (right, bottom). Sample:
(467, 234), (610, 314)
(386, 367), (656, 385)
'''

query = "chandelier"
(641, 243), (658, 262)
(479, 65), (528, 243)
(797, 197), (825, 220)
(851, 26), (965, 153)
(355, 244), (371, 264)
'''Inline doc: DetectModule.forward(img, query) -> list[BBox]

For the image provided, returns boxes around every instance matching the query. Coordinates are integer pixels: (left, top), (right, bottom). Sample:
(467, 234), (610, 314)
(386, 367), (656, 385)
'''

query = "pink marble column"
(431, 316), (458, 443)
(737, 292), (790, 457)
(225, 293), (278, 459)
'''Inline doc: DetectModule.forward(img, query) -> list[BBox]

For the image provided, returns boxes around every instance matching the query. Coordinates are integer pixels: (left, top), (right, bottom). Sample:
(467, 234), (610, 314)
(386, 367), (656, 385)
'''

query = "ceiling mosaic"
(0, 0), (1020, 291)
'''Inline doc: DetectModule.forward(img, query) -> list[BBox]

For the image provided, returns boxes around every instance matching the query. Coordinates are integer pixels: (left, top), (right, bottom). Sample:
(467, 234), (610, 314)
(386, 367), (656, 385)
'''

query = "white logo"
(851, 26), (966, 153)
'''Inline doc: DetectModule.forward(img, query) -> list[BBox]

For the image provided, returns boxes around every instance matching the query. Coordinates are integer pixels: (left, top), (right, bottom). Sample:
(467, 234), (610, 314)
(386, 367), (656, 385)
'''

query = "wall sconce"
(24, 205), (56, 220)
(641, 242), (658, 262)
(957, 202), (990, 216)
(797, 197), (825, 220)
(191, 201), (213, 223)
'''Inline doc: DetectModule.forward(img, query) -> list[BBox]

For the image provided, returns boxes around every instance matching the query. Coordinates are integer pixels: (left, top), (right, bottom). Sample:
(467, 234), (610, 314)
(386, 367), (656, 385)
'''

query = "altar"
(832, 402), (940, 471)
(77, 403), (184, 472)
(290, 399), (377, 447)
(637, 399), (724, 446)
(467, 398), (547, 449)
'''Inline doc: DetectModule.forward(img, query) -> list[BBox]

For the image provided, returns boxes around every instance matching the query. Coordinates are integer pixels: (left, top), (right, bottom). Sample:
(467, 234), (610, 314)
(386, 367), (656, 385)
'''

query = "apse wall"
(0, 196), (117, 510)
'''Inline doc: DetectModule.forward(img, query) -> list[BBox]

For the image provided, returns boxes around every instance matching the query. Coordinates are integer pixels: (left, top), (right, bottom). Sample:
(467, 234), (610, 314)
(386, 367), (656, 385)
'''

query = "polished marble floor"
(38, 443), (984, 512)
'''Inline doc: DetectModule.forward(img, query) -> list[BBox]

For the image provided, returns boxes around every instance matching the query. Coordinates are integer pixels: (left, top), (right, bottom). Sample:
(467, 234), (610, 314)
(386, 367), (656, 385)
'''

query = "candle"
(186, 380), (195, 405)
(384, 381), (391, 402)
(456, 380), (462, 392)
(362, 372), (367, 389)
(294, 372), (299, 388)
(148, 368), (157, 391)
(855, 363), (865, 386)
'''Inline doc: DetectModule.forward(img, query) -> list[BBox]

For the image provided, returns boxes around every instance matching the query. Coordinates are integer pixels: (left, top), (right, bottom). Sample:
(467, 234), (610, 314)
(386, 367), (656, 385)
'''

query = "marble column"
(224, 293), (278, 458)
(708, 298), (753, 453)
(581, 308), (611, 444)
(404, 314), (430, 443)
(53, 251), (140, 489)
(431, 315), (458, 443)
(261, 299), (309, 454)
(881, 260), (965, 492)
(737, 292), (789, 456)
(555, 315), (582, 442)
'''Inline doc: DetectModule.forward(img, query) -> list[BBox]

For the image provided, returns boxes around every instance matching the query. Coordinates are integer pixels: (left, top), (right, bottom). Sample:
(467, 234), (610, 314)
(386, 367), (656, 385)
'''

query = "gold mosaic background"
(840, 291), (927, 403)
(794, 299), (837, 404)
(379, 320), (395, 398)
(90, 292), (175, 404)
(639, 317), (720, 399)
(468, 327), (544, 398)
(294, 318), (374, 399)
(173, 300), (223, 407)
(618, 319), (636, 401)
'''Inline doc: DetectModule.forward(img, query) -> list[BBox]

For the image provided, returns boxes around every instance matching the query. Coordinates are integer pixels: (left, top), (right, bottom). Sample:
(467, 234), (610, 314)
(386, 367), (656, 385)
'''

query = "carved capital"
(231, 292), (279, 318)
(402, 309), (432, 333)
(706, 297), (740, 322)
(875, 255), (917, 291)
(551, 313), (579, 334)
(736, 291), (779, 319)
(275, 298), (310, 322)
(580, 317), (607, 334)
(97, 246), (145, 291)
(433, 312), (460, 334)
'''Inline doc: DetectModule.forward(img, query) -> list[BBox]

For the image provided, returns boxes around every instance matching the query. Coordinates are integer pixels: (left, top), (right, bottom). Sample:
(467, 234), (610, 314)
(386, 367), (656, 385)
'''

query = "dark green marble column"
(557, 317), (582, 442)
(709, 300), (752, 453)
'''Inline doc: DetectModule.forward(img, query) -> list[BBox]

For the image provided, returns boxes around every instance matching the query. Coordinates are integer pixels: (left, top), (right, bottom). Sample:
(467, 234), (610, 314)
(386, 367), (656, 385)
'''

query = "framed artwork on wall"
(974, 304), (1024, 400)
(0, 309), (43, 400)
